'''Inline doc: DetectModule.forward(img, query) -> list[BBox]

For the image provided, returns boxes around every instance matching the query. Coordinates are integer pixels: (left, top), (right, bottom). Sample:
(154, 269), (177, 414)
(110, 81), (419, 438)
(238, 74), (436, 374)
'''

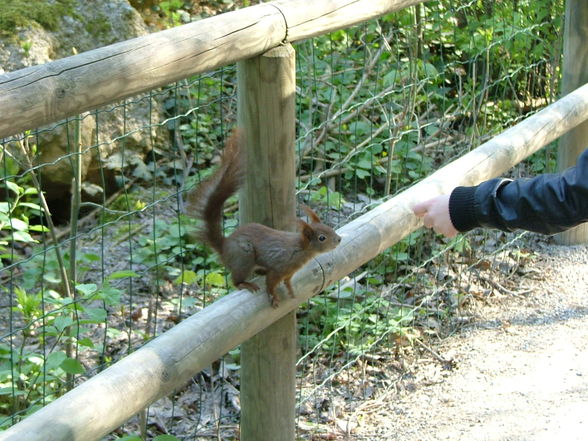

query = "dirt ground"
(354, 236), (588, 441)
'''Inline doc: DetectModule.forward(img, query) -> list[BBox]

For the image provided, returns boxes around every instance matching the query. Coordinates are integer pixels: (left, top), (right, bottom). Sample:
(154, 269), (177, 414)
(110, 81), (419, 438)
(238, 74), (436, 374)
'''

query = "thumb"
(412, 199), (432, 217)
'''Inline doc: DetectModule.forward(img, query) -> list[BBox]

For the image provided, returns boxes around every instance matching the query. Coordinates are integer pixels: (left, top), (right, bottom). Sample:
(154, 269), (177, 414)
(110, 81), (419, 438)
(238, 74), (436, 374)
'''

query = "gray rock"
(1, 0), (167, 206)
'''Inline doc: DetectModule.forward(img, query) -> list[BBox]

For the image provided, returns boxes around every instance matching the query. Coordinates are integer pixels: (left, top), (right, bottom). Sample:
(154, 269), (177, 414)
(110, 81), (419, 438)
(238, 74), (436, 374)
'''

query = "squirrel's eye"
(318, 234), (326, 242)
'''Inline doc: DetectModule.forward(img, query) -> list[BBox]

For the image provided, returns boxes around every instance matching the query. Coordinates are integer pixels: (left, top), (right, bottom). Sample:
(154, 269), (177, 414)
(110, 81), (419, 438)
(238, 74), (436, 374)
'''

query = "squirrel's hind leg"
(227, 260), (259, 292)
(224, 238), (259, 292)
(230, 264), (259, 292)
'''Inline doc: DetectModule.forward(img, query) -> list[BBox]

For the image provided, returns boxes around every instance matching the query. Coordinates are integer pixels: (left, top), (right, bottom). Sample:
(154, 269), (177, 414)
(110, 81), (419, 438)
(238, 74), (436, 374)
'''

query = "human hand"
(412, 194), (458, 238)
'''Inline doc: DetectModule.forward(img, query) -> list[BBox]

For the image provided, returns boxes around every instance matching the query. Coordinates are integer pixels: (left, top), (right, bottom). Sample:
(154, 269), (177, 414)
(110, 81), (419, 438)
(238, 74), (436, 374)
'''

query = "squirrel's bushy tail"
(187, 129), (245, 255)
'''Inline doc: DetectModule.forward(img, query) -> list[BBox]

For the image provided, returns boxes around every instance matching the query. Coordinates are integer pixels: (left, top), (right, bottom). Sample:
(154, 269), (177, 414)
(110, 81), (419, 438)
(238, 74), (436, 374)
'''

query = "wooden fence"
(0, 0), (426, 139)
(0, 1), (587, 440)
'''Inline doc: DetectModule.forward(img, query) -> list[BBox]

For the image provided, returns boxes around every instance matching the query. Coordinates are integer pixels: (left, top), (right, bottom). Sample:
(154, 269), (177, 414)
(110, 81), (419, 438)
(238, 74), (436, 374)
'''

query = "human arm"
(413, 148), (588, 236)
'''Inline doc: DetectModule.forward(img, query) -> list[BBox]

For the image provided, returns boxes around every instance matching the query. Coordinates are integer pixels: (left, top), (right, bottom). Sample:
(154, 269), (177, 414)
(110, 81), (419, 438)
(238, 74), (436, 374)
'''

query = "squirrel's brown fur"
(187, 129), (341, 308)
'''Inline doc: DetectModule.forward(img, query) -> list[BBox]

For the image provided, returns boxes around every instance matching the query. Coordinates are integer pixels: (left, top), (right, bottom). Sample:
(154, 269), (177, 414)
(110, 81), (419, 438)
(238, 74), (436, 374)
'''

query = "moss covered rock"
(0, 0), (147, 72)
(1, 0), (167, 211)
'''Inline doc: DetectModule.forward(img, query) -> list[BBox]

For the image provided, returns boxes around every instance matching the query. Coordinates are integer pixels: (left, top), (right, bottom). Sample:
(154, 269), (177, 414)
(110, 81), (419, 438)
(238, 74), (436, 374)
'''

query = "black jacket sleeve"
(448, 148), (588, 235)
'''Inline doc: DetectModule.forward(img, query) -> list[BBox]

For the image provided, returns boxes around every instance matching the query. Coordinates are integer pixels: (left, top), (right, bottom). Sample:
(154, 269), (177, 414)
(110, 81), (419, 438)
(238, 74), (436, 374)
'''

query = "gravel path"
(357, 239), (588, 440)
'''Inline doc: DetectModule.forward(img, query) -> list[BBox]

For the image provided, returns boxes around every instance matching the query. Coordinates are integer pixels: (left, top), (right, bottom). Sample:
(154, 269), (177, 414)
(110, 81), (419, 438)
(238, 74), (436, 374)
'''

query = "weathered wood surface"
(0, 0), (425, 139)
(0, 3), (285, 139)
(556, 0), (588, 245)
(2, 81), (588, 441)
(237, 44), (298, 441)
(274, 0), (423, 42)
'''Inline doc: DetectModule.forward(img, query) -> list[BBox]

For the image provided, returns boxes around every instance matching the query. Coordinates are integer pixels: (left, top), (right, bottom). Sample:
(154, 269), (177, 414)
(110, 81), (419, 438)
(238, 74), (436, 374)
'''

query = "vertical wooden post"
(556, 0), (588, 244)
(237, 44), (297, 441)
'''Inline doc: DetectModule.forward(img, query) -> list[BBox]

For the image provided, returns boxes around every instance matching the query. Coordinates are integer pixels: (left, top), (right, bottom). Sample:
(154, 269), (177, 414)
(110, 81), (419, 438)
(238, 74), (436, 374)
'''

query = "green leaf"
(28, 355), (44, 366)
(12, 230), (37, 243)
(355, 168), (370, 179)
(107, 327), (123, 339)
(27, 224), (49, 232)
(22, 187), (39, 196)
(9, 218), (27, 231)
(382, 69), (399, 87)
(46, 351), (67, 370)
(174, 270), (197, 285)
(394, 252), (409, 261)
(53, 315), (74, 333)
(356, 158), (372, 170)
(108, 270), (140, 280)
(98, 286), (122, 306)
(0, 387), (21, 395)
(154, 436), (182, 441)
(14, 287), (41, 318)
(338, 287), (355, 300)
(61, 358), (85, 375)
(78, 337), (95, 348)
(43, 273), (62, 284)
(422, 62), (438, 77)
(204, 271), (226, 288)
(349, 121), (371, 135)
(76, 283), (98, 297)
(83, 308), (107, 323)
(4, 181), (21, 195)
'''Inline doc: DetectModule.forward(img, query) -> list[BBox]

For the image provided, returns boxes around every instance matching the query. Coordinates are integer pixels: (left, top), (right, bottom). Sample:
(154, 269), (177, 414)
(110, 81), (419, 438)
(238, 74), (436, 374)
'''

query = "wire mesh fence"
(0, 0), (564, 439)
(293, 1), (563, 438)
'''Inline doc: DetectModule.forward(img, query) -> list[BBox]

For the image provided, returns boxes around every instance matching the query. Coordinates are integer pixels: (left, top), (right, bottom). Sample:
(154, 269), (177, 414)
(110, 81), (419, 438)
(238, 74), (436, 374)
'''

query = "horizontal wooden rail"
(2, 83), (588, 441)
(0, 0), (425, 139)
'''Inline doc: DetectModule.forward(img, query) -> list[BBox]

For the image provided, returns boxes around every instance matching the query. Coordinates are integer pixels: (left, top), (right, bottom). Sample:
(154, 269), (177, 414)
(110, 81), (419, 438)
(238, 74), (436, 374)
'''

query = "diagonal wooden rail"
(2, 82), (588, 441)
(0, 0), (425, 139)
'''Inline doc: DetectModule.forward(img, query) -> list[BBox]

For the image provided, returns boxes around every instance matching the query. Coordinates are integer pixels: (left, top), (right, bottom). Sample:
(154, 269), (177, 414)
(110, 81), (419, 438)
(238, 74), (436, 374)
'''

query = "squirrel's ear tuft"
(301, 204), (321, 223)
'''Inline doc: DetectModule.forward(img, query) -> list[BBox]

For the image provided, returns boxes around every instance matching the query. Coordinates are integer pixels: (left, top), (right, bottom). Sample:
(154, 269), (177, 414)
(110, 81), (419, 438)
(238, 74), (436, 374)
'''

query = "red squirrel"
(187, 129), (341, 308)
